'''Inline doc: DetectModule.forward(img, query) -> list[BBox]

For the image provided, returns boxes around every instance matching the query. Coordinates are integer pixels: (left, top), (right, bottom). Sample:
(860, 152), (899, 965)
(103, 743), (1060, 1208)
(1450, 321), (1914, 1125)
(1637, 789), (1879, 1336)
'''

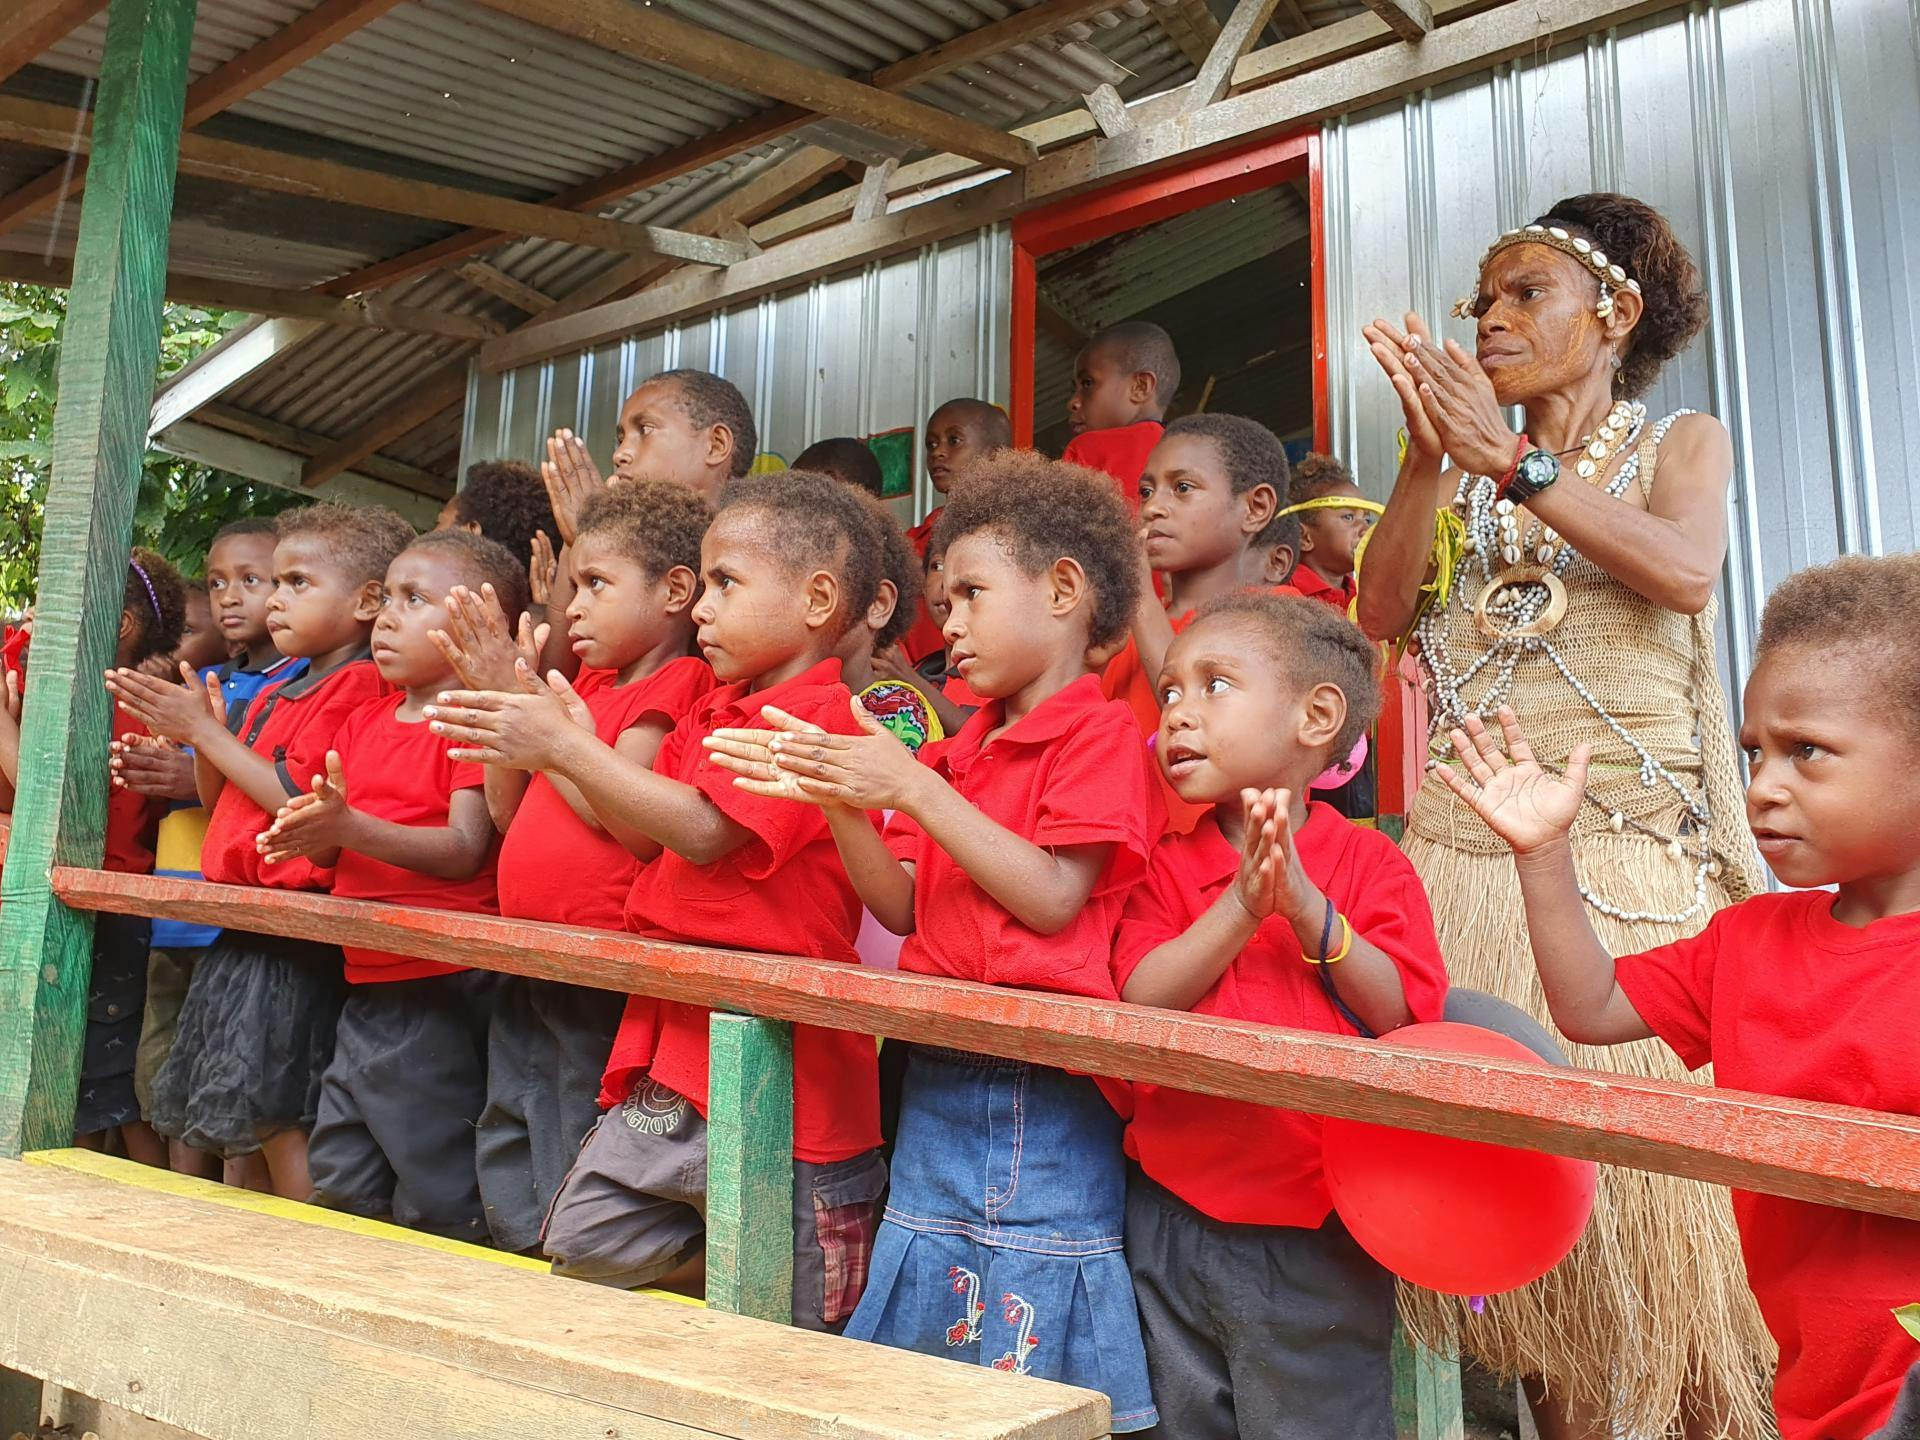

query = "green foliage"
(0, 281), (308, 611)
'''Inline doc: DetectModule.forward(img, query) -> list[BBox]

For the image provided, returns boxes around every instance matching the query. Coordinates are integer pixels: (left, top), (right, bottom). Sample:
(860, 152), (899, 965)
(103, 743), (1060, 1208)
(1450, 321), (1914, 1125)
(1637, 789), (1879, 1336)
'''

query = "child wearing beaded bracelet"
(1112, 589), (1448, 1439)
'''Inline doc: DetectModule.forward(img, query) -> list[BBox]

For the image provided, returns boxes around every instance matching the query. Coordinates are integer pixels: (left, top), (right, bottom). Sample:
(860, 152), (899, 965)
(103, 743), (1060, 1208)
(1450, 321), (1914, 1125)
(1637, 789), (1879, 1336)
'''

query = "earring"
(1595, 282), (1615, 320)
(1610, 353), (1623, 370)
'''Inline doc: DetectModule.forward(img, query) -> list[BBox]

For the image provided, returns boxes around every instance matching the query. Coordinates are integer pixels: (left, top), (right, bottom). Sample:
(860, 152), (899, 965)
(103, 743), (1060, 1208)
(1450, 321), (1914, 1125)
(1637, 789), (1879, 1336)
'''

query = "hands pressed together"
(430, 583), (548, 694)
(424, 669), (595, 771)
(1360, 312), (1517, 477)
(104, 662), (226, 747)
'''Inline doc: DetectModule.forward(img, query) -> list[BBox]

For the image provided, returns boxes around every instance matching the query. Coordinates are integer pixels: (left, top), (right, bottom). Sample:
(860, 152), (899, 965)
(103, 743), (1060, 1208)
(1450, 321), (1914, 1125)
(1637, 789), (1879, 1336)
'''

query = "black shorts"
(74, 914), (151, 1136)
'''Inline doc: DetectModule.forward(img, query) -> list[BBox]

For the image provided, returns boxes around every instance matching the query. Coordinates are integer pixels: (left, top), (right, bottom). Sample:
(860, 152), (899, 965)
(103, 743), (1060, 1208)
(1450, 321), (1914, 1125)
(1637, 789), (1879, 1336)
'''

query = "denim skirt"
(846, 1047), (1157, 1431)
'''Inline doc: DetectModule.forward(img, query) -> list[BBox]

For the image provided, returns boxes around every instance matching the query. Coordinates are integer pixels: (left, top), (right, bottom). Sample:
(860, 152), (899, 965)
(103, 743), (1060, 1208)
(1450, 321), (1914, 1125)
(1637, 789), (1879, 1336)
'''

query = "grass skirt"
(1397, 830), (1776, 1435)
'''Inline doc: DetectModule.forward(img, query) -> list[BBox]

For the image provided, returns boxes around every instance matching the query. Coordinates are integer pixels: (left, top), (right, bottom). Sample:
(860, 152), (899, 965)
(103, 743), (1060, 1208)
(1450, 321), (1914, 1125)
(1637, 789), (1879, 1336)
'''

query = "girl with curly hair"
(1357, 194), (1773, 1437)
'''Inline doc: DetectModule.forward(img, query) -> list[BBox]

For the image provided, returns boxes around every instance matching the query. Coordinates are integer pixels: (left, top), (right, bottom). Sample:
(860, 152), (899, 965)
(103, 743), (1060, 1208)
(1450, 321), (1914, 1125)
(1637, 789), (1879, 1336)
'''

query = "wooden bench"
(0, 1159), (1110, 1440)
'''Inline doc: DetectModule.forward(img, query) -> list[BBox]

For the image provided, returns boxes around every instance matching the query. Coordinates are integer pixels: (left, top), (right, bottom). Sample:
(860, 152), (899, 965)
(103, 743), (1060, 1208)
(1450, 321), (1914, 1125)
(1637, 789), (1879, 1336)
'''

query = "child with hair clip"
(705, 452), (1165, 1430)
(111, 504), (412, 1196)
(1437, 551), (1920, 1440)
(424, 471), (887, 1325)
(1114, 590), (1447, 1438)
(433, 479), (716, 1256)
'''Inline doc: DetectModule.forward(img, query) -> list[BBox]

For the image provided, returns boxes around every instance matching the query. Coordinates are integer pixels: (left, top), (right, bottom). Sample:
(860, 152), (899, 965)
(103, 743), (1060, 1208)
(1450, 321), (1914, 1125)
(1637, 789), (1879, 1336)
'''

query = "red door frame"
(1007, 127), (1328, 452)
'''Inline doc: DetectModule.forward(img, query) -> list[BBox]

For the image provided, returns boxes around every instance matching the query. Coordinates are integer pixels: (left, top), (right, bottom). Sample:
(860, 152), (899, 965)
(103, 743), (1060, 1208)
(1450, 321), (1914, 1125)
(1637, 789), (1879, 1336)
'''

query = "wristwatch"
(1505, 448), (1561, 503)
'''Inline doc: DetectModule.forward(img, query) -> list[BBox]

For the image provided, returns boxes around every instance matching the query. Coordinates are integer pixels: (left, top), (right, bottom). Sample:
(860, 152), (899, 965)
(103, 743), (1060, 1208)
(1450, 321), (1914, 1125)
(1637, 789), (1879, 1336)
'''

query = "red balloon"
(1320, 1021), (1597, 1296)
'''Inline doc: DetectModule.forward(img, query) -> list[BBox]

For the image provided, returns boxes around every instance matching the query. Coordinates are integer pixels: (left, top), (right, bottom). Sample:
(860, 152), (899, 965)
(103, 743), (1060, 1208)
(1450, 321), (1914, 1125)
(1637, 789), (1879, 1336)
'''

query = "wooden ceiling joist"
(0, 0), (109, 87)
(302, 367), (470, 490)
(868, 0), (1130, 93)
(1185, 0), (1285, 112)
(1360, 0), (1436, 41)
(456, 262), (556, 315)
(466, 0), (1038, 171)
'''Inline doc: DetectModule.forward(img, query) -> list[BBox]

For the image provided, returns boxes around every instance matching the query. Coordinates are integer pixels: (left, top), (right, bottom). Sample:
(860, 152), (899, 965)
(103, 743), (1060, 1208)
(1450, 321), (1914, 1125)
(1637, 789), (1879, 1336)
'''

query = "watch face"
(1517, 449), (1560, 490)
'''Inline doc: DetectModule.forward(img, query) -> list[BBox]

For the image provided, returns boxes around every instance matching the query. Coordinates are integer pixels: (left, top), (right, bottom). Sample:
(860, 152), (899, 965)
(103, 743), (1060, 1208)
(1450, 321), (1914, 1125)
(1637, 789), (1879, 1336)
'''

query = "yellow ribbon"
(1351, 504), (1464, 657)
(1275, 495), (1387, 520)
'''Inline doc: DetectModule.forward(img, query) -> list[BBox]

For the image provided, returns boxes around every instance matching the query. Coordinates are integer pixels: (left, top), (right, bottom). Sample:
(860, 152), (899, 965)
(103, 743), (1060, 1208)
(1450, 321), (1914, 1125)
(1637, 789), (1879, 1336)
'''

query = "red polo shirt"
(497, 655), (714, 932)
(885, 673), (1163, 996)
(1617, 893), (1920, 1440)
(328, 692), (498, 984)
(1291, 565), (1356, 614)
(1063, 421), (1165, 510)
(608, 658), (881, 1163)
(201, 655), (389, 892)
(103, 705), (164, 876)
(1113, 805), (1447, 1227)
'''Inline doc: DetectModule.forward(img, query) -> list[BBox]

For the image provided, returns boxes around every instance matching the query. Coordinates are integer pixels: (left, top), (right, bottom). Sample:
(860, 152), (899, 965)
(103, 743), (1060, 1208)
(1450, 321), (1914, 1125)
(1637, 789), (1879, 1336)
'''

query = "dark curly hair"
(716, 469), (881, 639)
(1533, 193), (1708, 399)
(853, 492), (922, 651)
(1254, 508), (1301, 565)
(1757, 552), (1920, 740)
(795, 437), (885, 498)
(652, 368), (759, 479)
(576, 477), (709, 583)
(446, 461), (557, 563)
(123, 547), (187, 664)
(400, 530), (530, 622)
(1289, 452), (1359, 505)
(1163, 414), (1290, 499)
(932, 450), (1139, 649)
(276, 502), (416, 587)
(1191, 589), (1381, 760)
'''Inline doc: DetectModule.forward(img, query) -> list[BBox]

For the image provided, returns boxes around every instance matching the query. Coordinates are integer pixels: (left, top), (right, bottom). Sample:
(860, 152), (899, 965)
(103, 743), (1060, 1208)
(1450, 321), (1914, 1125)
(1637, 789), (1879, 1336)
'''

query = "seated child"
(437, 459), (559, 571)
(1436, 552), (1920, 1440)
(705, 453), (1165, 1429)
(1114, 591), (1447, 1439)
(796, 437), (885, 497)
(426, 470), (886, 1325)
(447, 479), (716, 1256)
(900, 398), (1010, 662)
(1062, 320), (1179, 505)
(256, 530), (521, 1238)
(114, 504), (412, 1196)
(1284, 452), (1375, 613)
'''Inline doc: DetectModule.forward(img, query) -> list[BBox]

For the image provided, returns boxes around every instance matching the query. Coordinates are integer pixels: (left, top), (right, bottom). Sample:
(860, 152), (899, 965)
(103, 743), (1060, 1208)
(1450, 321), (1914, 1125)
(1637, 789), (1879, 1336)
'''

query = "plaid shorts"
(544, 1077), (886, 1331)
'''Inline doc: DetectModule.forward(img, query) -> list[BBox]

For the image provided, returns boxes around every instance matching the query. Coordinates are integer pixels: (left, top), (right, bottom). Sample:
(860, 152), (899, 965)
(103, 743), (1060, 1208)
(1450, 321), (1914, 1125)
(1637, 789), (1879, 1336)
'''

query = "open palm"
(1437, 709), (1589, 855)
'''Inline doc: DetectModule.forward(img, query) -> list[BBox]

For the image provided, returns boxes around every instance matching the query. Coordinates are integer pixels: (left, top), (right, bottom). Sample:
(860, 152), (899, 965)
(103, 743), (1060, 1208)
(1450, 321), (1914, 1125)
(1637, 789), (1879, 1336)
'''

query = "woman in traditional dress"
(1356, 193), (1773, 1437)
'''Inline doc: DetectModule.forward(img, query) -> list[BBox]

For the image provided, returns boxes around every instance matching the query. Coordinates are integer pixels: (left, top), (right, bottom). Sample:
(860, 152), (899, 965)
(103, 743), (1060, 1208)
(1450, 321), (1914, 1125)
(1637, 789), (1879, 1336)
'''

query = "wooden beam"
(1156, 0), (1223, 69)
(1083, 82), (1132, 138)
(455, 261), (555, 314)
(869, 0), (1128, 92)
(151, 420), (448, 524)
(703, 1014), (794, 1324)
(195, 402), (451, 496)
(147, 317), (324, 436)
(851, 159), (898, 223)
(1362, 0), (1436, 41)
(0, 0), (196, 1158)
(1185, 0), (1285, 112)
(301, 366), (470, 489)
(467, 0), (1037, 171)
(0, 0), (110, 86)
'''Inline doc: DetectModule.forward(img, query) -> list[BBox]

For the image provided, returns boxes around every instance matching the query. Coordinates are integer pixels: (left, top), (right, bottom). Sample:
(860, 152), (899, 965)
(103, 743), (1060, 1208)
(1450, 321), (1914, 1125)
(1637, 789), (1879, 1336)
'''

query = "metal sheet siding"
(1323, 0), (1920, 709)
(462, 225), (1012, 521)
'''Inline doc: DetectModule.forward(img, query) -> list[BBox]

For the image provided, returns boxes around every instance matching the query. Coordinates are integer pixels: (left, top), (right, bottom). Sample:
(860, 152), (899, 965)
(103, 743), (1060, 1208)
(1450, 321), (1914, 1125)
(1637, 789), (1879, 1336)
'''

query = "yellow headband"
(1276, 495), (1386, 520)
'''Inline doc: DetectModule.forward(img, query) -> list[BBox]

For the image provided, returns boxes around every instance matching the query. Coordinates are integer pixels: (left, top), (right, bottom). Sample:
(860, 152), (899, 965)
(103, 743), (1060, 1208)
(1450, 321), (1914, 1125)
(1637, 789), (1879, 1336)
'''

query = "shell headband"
(1451, 223), (1643, 320)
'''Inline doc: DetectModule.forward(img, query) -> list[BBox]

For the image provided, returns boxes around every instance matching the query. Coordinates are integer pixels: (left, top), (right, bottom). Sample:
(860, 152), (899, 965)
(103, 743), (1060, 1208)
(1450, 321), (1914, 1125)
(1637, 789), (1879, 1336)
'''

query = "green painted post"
(0, 0), (199, 1157)
(705, 1012), (795, 1322)
(1392, 1323), (1466, 1440)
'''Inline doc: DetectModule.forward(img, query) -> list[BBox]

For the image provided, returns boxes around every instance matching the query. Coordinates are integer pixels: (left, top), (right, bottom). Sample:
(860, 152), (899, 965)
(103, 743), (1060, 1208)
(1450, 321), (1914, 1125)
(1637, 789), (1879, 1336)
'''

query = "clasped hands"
(1360, 311), (1518, 478)
(702, 697), (925, 813)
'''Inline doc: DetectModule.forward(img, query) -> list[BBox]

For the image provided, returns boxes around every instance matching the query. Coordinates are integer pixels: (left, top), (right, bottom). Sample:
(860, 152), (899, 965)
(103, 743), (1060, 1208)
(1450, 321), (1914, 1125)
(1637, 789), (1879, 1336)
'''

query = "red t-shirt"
(606, 659), (881, 1163)
(103, 705), (164, 876)
(327, 692), (498, 984)
(1291, 565), (1356, 614)
(1113, 805), (1447, 1227)
(201, 657), (389, 892)
(885, 674), (1164, 997)
(1063, 421), (1165, 509)
(899, 509), (946, 664)
(497, 656), (715, 932)
(1616, 893), (1920, 1440)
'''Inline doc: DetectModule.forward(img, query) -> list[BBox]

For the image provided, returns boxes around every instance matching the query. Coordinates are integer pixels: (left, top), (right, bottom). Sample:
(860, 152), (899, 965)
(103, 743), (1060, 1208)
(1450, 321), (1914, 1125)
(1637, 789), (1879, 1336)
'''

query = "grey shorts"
(543, 1077), (887, 1332)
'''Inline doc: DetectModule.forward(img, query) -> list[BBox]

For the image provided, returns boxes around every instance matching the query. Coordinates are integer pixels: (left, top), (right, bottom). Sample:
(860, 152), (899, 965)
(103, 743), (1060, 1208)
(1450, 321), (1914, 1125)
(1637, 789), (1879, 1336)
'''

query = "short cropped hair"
(400, 529), (529, 622)
(929, 397), (1012, 449)
(1757, 552), (1920, 739)
(123, 547), (187, 664)
(1193, 589), (1381, 760)
(1254, 508), (1302, 566)
(854, 492), (922, 651)
(932, 450), (1139, 649)
(212, 517), (279, 544)
(716, 469), (881, 637)
(447, 461), (557, 562)
(1163, 414), (1290, 498)
(1290, 452), (1359, 505)
(275, 502), (415, 587)
(576, 477), (709, 581)
(795, 438), (885, 498)
(1086, 321), (1181, 405)
(654, 368), (758, 479)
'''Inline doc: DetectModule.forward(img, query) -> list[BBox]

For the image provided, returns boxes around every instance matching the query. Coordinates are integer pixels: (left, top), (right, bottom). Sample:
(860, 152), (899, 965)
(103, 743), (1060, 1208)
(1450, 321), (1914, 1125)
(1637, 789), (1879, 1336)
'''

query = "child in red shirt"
(706, 453), (1165, 1428)
(258, 531), (522, 1241)
(1061, 321), (1179, 509)
(1113, 590), (1447, 1438)
(897, 397), (1010, 664)
(427, 471), (886, 1325)
(1282, 452), (1376, 614)
(438, 479), (715, 1256)
(1435, 552), (1920, 1440)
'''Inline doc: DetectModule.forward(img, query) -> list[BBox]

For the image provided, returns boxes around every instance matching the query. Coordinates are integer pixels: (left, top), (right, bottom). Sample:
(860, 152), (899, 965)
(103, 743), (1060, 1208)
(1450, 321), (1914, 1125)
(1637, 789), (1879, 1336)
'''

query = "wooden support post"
(0, 0), (196, 1157)
(704, 1013), (794, 1324)
(1392, 1323), (1465, 1440)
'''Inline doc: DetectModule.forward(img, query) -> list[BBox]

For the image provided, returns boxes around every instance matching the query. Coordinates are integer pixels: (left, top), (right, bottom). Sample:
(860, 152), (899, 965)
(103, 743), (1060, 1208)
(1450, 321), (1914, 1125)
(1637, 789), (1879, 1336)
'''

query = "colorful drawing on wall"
(867, 427), (915, 499)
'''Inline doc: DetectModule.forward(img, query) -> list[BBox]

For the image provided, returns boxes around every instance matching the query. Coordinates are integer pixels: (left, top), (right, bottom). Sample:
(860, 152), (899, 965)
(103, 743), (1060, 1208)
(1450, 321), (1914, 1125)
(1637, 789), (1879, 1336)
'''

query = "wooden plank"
(147, 317), (325, 437)
(195, 402), (451, 495)
(0, 0), (110, 86)
(1392, 1325), (1466, 1439)
(852, 158), (899, 223)
(52, 868), (1920, 1220)
(151, 419), (448, 522)
(1083, 82), (1132, 139)
(455, 260), (555, 314)
(467, 0), (1037, 171)
(1184, 0), (1285, 112)
(0, 0), (196, 1159)
(1156, 0), (1223, 69)
(0, 1162), (1109, 1440)
(705, 1014), (795, 1325)
(869, 0), (1127, 92)
(1361, 0), (1436, 41)
(299, 365), (470, 489)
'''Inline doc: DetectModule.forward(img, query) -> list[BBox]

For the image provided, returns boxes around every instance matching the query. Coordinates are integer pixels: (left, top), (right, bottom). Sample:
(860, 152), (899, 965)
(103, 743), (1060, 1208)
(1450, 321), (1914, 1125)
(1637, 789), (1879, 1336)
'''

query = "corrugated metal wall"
(1323, 0), (1920, 707)
(461, 226), (1013, 522)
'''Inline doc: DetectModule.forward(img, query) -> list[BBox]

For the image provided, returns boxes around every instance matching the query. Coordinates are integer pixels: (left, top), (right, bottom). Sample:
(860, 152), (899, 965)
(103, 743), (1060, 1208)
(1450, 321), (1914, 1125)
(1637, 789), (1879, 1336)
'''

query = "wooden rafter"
(0, 0), (110, 86)
(455, 262), (556, 315)
(868, 0), (1129, 93)
(1083, 83), (1131, 138)
(301, 367), (470, 489)
(196, 403), (452, 496)
(1361, 0), (1435, 41)
(466, 0), (1037, 171)
(1185, 0), (1285, 112)
(1156, 0), (1223, 70)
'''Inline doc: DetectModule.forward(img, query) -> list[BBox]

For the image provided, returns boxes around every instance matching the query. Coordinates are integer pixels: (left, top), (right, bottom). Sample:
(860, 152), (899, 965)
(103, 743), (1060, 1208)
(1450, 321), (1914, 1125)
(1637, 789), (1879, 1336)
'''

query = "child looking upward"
(1115, 592), (1447, 1438)
(426, 471), (886, 1326)
(796, 436), (885, 497)
(1062, 320), (1180, 505)
(1285, 453), (1375, 613)
(258, 531), (522, 1240)
(705, 453), (1165, 1429)
(1436, 552), (1920, 1440)
(900, 398), (1011, 663)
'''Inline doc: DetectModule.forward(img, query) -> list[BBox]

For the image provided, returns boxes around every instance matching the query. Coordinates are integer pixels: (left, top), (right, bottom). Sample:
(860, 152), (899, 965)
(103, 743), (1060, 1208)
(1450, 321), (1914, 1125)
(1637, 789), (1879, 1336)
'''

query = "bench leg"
(1393, 1321), (1464, 1440)
(705, 1013), (795, 1323)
